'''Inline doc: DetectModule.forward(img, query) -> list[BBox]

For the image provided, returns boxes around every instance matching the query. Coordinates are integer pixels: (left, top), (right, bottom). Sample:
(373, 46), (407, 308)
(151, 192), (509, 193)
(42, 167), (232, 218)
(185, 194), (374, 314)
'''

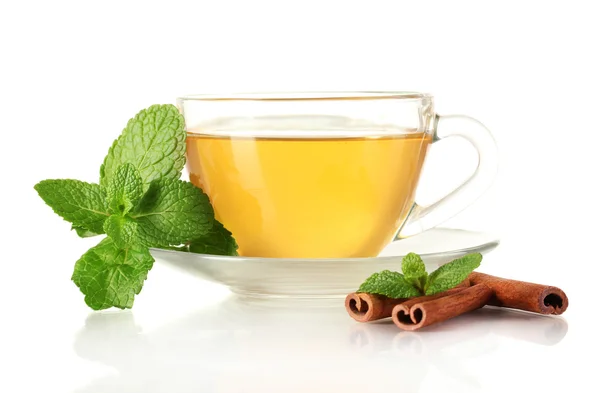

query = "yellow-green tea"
(186, 133), (431, 258)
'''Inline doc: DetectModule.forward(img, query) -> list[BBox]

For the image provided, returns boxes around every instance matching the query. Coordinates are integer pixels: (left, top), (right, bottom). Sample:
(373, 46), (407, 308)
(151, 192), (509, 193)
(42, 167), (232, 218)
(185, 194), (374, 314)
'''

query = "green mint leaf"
(425, 253), (482, 295)
(402, 252), (427, 278)
(100, 104), (186, 190)
(106, 163), (143, 214)
(103, 215), (138, 247)
(72, 225), (101, 238)
(401, 252), (428, 293)
(34, 179), (109, 234)
(132, 178), (214, 247)
(188, 220), (239, 256)
(402, 252), (428, 290)
(71, 238), (154, 310)
(358, 270), (421, 299)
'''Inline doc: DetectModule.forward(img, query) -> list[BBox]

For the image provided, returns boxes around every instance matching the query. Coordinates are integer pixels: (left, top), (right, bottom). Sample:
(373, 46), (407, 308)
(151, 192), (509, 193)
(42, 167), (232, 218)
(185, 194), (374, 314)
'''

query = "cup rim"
(177, 91), (431, 101)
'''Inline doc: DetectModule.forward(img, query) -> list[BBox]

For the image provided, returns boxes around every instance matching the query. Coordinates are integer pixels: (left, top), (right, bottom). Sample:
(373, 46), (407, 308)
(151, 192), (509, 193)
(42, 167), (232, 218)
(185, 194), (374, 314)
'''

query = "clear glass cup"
(177, 92), (497, 258)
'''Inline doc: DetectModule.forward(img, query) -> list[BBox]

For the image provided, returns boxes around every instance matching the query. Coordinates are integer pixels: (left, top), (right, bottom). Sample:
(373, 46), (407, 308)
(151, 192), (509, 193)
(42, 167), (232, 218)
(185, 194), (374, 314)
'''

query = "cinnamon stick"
(345, 280), (470, 323)
(345, 293), (407, 323)
(468, 272), (568, 315)
(392, 284), (493, 331)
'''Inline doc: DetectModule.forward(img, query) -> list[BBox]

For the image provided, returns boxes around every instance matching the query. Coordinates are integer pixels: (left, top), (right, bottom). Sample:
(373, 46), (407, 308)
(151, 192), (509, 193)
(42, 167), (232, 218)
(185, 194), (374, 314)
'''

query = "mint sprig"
(358, 252), (482, 298)
(358, 270), (422, 298)
(35, 104), (238, 310)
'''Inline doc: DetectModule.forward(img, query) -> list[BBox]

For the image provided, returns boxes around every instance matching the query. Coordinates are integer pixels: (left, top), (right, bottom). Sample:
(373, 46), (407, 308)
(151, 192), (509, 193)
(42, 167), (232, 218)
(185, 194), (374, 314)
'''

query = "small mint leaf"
(358, 270), (421, 299)
(132, 179), (214, 247)
(402, 252), (427, 277)
(72, 225), (101, 238)
(402, 252), (428, 293)
(71, 238), (154, 310)
(34, 179), (109, 234)
(106, 163), (143, 215)
(103, 215), (138, 247)
(100, 104), (186, 190)
(188, 220), (238, 256)
(425, 253), (482, 295)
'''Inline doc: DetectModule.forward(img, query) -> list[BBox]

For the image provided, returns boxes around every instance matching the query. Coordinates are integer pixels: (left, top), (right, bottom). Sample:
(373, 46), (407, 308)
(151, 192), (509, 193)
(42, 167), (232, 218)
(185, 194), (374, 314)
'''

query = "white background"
(1, 0), (599, 392)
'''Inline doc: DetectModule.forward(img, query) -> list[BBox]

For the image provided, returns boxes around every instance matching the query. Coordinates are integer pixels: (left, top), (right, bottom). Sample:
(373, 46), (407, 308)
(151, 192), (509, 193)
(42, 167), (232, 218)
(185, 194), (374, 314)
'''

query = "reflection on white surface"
(73, 297), (567, 393)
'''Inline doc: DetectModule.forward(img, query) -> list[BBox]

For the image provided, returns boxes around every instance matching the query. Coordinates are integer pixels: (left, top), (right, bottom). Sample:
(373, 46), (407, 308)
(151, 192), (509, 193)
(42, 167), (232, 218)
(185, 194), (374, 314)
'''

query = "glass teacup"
(178, 92), (497, 258)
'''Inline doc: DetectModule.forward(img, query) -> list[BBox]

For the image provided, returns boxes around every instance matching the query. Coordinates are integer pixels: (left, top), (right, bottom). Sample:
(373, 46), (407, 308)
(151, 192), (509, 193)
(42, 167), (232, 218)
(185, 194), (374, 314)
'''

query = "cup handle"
(396, 114), (498, 239)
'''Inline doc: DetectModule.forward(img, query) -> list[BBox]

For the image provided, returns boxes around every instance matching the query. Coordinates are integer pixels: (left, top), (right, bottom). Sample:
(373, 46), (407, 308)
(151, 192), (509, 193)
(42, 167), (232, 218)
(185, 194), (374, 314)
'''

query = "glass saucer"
(150, 228), (499, 298)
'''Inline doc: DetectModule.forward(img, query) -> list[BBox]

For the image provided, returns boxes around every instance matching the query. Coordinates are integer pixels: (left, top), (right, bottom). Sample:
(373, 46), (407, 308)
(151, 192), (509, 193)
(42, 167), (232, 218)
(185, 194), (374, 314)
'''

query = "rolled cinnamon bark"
(345, 293), (407, 323)
(345, 279), (471, 323)
(468, 272), (568, 315)
(392, 284), (493, 331)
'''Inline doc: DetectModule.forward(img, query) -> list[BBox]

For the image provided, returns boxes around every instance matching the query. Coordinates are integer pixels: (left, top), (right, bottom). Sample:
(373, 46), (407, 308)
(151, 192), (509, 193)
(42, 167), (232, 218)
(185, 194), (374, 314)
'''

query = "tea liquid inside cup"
(186, 124), (431, 258)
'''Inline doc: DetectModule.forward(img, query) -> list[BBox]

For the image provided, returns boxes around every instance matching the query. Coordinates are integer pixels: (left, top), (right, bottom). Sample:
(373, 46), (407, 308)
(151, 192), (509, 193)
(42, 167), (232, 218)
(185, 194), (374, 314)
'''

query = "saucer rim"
(150, 228), (500, 263)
